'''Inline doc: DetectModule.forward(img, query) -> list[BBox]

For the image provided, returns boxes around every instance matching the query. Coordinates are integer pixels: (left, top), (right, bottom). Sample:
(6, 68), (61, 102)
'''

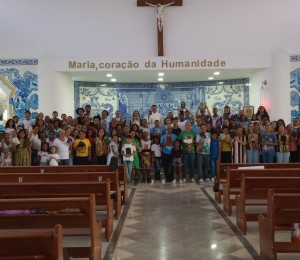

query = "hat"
(76, 107), (84, 115)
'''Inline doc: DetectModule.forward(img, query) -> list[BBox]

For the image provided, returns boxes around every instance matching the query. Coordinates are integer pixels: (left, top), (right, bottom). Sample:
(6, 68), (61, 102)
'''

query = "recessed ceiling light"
(106, 73), (112, 77)
(158, 78), (164, 82)
(213, 71), (220, 76)
(100, 84), (107, 87)
(219, 81), (224, 85)
(158, 72), (164, 77)
(245, 83), (252, 86)
(111, 78), (116, 82)
(208, 77), (214, 80)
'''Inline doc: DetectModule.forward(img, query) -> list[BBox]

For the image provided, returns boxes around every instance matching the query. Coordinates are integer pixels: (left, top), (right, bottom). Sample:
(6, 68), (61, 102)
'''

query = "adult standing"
(52, 130), (71, 165)
(149, 104), (164, 129)
(160, 125), (178, 182)
(179, 122), (196, 183)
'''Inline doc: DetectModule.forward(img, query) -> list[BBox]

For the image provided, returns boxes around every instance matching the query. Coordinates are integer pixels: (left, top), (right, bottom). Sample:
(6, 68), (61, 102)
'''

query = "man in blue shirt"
(160, 125), (178, 182)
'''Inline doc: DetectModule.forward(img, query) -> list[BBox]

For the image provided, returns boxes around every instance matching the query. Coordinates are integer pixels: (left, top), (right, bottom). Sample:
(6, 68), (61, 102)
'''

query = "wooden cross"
(137, 0), (182, 56)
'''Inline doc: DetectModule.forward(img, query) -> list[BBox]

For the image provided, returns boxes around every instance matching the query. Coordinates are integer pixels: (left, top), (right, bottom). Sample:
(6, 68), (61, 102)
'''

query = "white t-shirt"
(47, 153), (60, 166)
(151, 143), (161, 157)
(52, 138), (70, 160)
(121, 143), (136, 162)
(149, 112), (164, 128)
(22, 119), (35, 130)
(38, 151), (49, 163)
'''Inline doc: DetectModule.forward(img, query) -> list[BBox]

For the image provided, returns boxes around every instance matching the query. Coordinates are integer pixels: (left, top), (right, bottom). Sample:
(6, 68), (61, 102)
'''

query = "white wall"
(38, 58), (74, 117)
(1, 0), (300, 58)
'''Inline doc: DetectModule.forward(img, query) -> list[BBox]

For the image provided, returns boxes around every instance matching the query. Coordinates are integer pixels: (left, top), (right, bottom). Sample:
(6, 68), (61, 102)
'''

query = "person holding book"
(160, 125), (178, 182)
(73, 130), (91, 165)
(121, 136), (136, 185)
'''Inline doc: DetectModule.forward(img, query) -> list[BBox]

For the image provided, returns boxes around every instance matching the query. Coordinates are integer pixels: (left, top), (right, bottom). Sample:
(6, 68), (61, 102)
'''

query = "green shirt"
(179, 130), (196, 154)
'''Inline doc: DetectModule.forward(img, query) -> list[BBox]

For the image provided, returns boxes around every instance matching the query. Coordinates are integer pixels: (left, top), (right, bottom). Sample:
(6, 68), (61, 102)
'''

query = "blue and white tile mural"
(0, 59), (38, 122)
(74, 79), (249, 122)
(290, 55), (300, 121)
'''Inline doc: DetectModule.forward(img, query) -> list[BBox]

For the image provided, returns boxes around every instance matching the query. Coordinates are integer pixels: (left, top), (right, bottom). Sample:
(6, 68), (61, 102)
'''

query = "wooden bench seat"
(258, 190), (300, 260)
(236, 176), (300, 234)
(215, 163), (300, 204)
(0, 164), (128, 206)
(0, 171), (122, 220)
(0, 224), (63, 260)
(0, 196), (101, 260)
(0, 181), (113, 242)
(222, 168), (300, 216)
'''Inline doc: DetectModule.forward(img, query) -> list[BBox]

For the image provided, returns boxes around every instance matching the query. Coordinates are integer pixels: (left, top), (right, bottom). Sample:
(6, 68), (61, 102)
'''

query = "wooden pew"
(215, 163), (300, 204)
(258, 190), (300, 260)
(0, 164), (129, 206)
(236, 176), (300, 234)
(0, 171), (122, 220)
(0, 224), (64, 260)
(0, 195), (101, 260)
(222, 168), (300, 216)
(0, 181), (113, 242)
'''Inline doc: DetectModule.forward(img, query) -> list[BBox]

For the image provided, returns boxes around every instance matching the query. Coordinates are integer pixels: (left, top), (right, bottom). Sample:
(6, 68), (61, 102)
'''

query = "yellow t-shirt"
(74, 138), (91, 157)
(221, 134), (232, 152)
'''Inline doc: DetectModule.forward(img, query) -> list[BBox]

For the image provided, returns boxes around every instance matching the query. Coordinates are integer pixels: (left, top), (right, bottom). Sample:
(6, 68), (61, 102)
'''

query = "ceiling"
(68, 68), (260, 84)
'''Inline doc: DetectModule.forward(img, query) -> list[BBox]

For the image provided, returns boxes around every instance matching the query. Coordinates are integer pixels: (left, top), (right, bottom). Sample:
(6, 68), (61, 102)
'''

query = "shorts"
(172, 158), (182, 166)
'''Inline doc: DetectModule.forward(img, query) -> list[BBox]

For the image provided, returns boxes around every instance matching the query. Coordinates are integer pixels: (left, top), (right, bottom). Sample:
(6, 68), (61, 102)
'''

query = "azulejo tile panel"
(74, 79), (249, 121)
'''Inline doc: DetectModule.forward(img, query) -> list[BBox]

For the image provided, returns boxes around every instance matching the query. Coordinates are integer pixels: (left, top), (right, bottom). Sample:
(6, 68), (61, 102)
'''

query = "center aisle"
(109, 183), (254, 260)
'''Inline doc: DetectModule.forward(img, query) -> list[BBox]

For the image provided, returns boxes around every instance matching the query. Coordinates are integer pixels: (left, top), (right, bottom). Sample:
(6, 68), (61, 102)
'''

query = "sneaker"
(150, 179), (154, 185)
(204, 178), (210, 182)
(191, 178), (196, 183)
(179, 179), (183, 184)
(199, 179), (204, 183)
(172, 179), (176, 184)
(182, 178), (186, 183)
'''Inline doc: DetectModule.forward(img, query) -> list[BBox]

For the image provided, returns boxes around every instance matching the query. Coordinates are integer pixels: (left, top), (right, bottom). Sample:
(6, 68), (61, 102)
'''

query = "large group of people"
(0, 102), (298, 185)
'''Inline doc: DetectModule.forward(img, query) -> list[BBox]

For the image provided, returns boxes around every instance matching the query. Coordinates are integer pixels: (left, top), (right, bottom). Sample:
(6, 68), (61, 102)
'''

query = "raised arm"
(145, 2), (157, 7)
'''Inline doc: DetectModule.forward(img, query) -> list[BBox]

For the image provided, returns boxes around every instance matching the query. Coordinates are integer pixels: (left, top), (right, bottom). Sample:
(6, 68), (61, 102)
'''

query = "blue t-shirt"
(210, 139), (219, 159)
(160, 133), (178, 154)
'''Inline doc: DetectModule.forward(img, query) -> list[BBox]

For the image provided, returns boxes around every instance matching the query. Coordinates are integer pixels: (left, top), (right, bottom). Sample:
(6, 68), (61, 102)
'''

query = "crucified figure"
(146, 2), (174, 32)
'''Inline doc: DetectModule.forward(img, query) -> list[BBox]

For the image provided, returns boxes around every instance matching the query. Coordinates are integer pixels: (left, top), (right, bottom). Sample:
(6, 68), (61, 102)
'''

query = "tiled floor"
(68, 182), (300, 259)
(108, 183), (257, 260)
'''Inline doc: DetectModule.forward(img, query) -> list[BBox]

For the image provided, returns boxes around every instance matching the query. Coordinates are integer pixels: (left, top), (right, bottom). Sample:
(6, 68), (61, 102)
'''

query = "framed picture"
(243, 106), (254, 119)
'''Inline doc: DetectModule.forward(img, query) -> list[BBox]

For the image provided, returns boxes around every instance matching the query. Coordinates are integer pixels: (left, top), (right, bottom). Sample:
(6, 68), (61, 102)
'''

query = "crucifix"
(137, 0), (183, 56)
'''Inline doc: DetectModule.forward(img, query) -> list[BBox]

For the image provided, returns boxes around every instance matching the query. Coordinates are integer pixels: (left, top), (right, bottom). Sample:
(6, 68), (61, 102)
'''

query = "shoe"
(150, 179), (154, 185)
(199, 179), (204, 183)
(179, 179), (183, 184)
(204, 178), (210, 182)
(182, 178), (186, 183)
(191, 178), (196, 183)
(172, 179), (176, 184)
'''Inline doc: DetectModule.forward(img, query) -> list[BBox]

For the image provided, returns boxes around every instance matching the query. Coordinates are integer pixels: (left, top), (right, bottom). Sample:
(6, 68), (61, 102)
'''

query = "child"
(172, 139), (183, 184)
(210, 131), (220, 183)
(47, 145), (60, 166)
(139, 131), (152, 184)
(121, 136), (136, 185)
(151, 136), (162, 184)
(38, 141), (49, 166)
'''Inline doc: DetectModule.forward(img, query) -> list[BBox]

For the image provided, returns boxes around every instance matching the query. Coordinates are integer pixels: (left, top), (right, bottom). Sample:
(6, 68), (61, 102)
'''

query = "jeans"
(162, 153), (173, 182)
(74, 156), (89, 165)
(210, 158), (217, 179)
(246, 149), (259, 163)
(197, 154), (210, 180)
(125, 160), (133, 184)
(262, 150), (275, 163)
(276, 152), (290, 163)
(183, 153), (195, 179)
(153, 157), (161, 180)
(60, 159), (70, 166)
